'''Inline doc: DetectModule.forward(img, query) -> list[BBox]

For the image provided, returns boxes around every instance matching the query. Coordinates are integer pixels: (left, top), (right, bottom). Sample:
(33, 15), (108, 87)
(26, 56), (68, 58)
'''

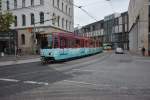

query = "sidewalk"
(0, 55), (41, 66)
(129, 51), (150, 60)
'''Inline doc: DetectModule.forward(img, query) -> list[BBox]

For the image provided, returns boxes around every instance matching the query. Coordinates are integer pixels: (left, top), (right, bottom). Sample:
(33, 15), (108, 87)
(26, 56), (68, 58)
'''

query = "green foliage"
(0, 12), (14, 32)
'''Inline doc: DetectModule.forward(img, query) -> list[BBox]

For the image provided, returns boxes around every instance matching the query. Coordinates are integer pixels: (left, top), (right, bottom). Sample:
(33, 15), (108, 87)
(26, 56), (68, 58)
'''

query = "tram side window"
(80, 40), (84, 47)
(47, 35), (53, 49)
(60, 38), (65, 48)
(75, 39), (80, 48)
(54, 36), (59, 48)
(68, 39), (75, 48)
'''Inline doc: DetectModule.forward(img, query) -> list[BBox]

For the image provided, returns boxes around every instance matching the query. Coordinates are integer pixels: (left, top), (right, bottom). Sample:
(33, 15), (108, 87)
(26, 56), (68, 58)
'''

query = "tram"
(40, 32), (103, 63)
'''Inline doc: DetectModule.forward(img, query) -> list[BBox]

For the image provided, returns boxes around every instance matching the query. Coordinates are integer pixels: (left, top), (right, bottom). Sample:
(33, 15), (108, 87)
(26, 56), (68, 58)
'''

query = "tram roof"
(52, 32), (90, 40)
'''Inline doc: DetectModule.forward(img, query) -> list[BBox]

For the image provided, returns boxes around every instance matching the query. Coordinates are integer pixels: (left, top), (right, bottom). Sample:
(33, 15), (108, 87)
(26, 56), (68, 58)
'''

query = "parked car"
(115, 47), (124, 54)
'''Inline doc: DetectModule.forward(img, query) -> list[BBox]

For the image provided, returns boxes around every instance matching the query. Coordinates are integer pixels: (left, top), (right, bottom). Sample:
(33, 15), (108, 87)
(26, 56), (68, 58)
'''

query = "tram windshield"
(41, 35), (53, 49)
(47, 35), (53, 49)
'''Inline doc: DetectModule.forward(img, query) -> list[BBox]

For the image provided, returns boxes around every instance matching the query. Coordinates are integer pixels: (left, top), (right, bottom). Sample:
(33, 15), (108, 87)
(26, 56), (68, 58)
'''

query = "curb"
(0, 58), (41, 66)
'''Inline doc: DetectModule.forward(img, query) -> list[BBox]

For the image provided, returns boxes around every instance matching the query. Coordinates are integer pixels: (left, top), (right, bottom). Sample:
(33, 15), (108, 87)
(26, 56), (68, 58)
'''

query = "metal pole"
(9, 32), (11, 55)
(33, 23), (36, 54)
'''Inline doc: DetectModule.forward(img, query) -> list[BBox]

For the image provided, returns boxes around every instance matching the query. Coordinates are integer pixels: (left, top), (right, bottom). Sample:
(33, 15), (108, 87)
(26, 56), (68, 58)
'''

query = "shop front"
(0, 30), (17, 55)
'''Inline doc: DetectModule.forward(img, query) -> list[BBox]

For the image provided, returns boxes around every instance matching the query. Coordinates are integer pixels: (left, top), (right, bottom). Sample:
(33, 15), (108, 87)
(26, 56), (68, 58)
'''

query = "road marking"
(72, 69), (97, 72)
(63, 80), (97, 86)
(63, 80), (111, 87)
(0, 78), (49, 86)
(0, 78), (19, 82)
(135, 59), (150, 62)
(24, 81), (49, 86)
(119, 86), (128, 90)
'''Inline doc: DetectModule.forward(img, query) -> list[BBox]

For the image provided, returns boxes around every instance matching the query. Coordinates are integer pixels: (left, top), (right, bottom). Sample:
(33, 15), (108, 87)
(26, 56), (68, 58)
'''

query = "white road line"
(72, 69), (97, 72)
(135, 59), (150, 62)
(0, 78), (49, 86)
(63, 80), (111, 87)
(24, 81), (49, 86)
(63, 80), (97, 86)
(0, 78), (19, 82)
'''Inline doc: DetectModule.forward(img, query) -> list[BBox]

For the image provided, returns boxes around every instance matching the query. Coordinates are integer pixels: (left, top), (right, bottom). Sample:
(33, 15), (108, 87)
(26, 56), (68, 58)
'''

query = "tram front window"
(47, 35), (53, 48)
(41, 35), (53, 49)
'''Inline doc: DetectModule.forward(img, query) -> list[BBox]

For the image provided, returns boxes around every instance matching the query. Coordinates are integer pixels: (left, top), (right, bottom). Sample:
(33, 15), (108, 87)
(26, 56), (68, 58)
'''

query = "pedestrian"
(141, 47), (146, 56)
(17, 48), (22, 56)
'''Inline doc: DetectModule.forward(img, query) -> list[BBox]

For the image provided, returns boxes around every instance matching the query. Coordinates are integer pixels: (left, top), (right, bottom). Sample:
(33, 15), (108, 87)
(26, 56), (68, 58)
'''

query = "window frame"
(14, 16), (17, 27)
(31, 13), (35, 25)
(21, 34), (25, 45)
(6, 0), (9, 10)
(22, 14), (26, 26)
(40, 12), (44, 24)
(14, 0), (17, 9)
(22, 0), (25, 7)
(40, 0), (44, 5)
(31, 0), (34, 6)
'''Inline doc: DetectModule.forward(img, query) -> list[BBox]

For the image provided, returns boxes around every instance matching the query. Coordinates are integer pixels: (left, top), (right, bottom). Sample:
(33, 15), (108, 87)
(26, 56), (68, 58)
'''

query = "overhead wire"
(1, 0), (99, 25)
(106, 0), (115, 13)
(62, 0), (98, 22)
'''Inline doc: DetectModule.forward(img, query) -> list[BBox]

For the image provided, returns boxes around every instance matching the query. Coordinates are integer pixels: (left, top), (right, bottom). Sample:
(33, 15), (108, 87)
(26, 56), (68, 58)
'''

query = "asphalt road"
(0, 52), (150, 100)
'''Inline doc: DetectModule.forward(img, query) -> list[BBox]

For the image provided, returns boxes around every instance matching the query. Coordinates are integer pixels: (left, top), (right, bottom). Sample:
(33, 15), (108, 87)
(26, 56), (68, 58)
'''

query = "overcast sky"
(74, 0), (130, 27)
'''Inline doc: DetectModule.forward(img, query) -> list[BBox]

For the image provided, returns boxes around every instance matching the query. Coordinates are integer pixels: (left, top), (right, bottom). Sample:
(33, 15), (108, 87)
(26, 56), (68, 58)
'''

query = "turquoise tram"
(40, 32), (103, 63)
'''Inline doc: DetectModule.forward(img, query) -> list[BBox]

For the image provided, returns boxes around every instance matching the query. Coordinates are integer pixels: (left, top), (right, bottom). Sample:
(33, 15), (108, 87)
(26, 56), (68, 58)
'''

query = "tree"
(0, 12), (14, 32)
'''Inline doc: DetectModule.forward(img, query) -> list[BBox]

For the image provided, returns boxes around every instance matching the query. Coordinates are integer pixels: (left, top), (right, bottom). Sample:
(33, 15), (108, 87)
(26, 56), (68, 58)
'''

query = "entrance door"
(0, 41), (8, 53)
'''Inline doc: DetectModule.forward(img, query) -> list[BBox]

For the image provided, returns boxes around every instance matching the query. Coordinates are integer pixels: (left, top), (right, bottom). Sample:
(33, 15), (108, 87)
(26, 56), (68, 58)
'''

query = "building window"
(14, 0), (17, 9)
(40, 12), (44, 24)
(92, 25), (95, 31)
(57, 0), (59, 8)
(40, 0), (44, 5)
(6, 0), (9, 10)
(149, 6), (150, 32)
(31, 0), (34, 6)
(53, 0), (54, 6)
(66, 5), (68, 14)
(69, 21), (71, 30)
(62, 2), (64, 11)
(31, 13), (34, 25)
(62, 18), (64, 28)
(57, 16), (60, 26)
(14, 16), (17, 26)
(69, 8), (71, 16)
(22, 14), (26, 26)
(66, 20), (68, 30)
(21, 34), (25, 45)
(0, 0), (2, 10)
(52, 13), (56, 25)
(22, 0), (25, 7)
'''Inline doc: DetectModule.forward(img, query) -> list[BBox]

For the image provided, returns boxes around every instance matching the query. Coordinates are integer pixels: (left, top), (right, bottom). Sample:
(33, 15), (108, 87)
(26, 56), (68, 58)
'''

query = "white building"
(128, 0), (150, 55)
(1, 0), (74, 54)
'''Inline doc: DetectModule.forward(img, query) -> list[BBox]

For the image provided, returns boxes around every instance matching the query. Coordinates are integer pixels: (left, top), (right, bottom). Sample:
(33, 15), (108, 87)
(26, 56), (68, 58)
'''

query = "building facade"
(128, 0), (150, 55)
(104, 12), (129, 49)
(0, 30), (17, 54)
(80, 20), (104, 46)
(1, 0), (74, 54)
(75, 12), (129, 50)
